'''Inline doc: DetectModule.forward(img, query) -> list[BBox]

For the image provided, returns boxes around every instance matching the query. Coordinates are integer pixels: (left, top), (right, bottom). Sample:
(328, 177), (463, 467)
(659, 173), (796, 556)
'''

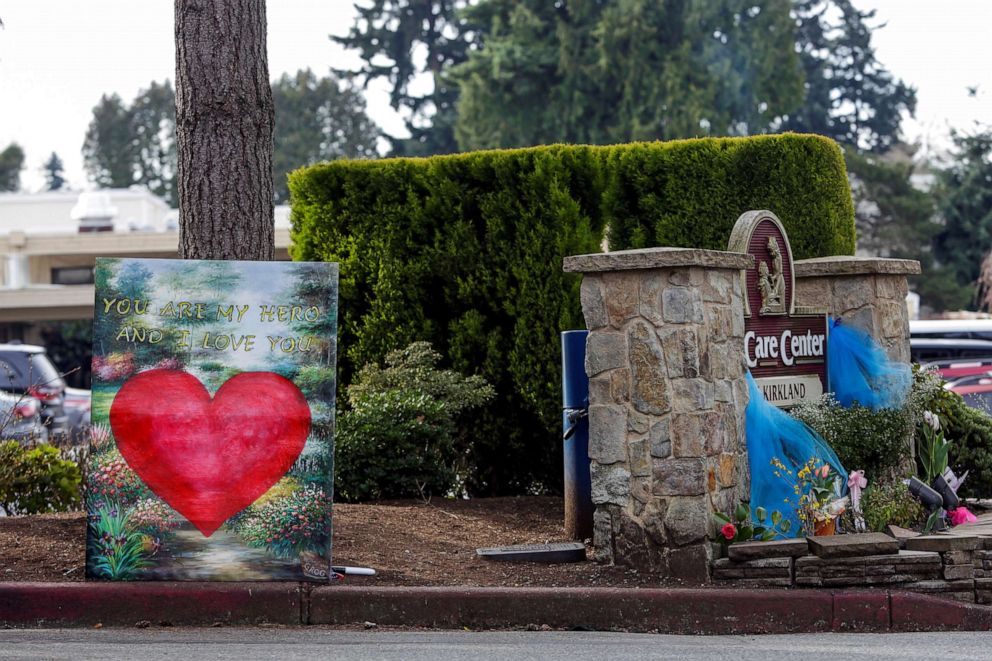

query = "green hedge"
(604, 134), (855, 258)
(289, 134), (855, 495)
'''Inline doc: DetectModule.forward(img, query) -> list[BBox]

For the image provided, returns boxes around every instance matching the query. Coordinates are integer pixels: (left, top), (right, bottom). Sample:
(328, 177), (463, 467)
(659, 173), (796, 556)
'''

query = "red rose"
(721, 522), (736, 540)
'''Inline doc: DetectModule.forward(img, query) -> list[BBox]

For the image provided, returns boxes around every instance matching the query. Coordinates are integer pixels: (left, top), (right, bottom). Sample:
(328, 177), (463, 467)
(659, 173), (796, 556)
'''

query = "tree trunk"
(175, 0), (274, 260)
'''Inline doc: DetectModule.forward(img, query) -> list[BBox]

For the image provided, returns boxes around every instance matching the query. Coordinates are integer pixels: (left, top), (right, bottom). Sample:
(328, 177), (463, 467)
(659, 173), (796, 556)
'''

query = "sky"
(0, 0), (990, 192)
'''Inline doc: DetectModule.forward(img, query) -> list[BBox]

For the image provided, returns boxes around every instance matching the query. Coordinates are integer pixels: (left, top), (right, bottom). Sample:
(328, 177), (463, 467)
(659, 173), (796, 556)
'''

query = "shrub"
(934, 390), (992, 499)
(861, 479), (925, 532)
(334, 342), (493, 501)
(790, 394), (911, 480)
(904, 365), (992, 498)
(290, 134), (855, 494)
(0, 441), (81, 515)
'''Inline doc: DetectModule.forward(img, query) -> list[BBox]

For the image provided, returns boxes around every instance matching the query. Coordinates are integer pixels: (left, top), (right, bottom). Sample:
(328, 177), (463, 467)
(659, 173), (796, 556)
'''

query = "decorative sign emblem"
(728, 211), (828, 408)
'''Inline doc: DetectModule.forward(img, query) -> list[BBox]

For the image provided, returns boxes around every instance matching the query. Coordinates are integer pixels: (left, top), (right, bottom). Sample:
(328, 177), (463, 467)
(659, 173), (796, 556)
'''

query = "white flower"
(923, 410), (941, 432)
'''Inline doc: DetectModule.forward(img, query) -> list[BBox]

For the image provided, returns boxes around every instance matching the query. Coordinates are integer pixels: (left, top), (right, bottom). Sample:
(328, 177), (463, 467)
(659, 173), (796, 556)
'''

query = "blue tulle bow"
(745, 372), (847, 536)
(827, 317), (911, 410)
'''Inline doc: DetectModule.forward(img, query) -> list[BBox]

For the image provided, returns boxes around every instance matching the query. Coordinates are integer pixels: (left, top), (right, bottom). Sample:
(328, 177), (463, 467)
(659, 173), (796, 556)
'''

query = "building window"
(51, 267), (95, 286)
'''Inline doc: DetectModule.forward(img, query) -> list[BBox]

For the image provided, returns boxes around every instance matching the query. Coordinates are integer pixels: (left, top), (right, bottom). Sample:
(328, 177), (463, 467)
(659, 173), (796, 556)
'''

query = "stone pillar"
(564, 247), (752, 581)
(793, 257), (920, 363)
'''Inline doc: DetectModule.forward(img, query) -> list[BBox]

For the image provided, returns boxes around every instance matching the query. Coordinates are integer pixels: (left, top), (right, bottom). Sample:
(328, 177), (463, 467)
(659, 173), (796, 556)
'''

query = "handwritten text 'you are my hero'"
(102, 298), (325, 353)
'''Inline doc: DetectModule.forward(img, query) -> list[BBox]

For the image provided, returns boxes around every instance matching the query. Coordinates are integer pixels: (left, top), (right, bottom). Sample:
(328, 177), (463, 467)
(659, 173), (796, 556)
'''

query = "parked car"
(910, 337), (992, 364)
(63, 387), (91, 442)
(910, 318), (992, 342)
(0, 390), (48, 445)
(945, 376), (992, 415)
(919, 356), (992, 381)
(0, 343), (68, 438)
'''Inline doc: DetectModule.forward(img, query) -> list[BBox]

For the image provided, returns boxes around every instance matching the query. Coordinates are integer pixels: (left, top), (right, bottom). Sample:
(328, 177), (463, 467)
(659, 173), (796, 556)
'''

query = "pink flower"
(721, 523), (736, 540)
(818, 465), (830, 479)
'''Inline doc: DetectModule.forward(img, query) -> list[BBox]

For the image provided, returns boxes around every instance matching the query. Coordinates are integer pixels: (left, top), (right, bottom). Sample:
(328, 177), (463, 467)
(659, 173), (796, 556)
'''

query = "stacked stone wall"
(568, 250), (750, 580)
(794, 256), (920, 363)
(566, 247), (920, 580)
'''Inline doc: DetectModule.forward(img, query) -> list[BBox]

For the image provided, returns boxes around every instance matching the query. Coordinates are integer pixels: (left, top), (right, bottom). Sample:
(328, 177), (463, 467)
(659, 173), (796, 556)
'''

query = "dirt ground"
(0, 497), (692, 587)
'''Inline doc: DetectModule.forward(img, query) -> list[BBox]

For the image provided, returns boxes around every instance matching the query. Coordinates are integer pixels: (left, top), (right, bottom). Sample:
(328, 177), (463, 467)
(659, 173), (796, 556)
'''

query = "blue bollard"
(562, 330), (593, 540)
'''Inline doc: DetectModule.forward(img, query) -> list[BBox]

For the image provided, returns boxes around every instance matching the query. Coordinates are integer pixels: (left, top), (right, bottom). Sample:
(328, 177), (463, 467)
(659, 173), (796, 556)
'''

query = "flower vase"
(813, 517), (836, 536)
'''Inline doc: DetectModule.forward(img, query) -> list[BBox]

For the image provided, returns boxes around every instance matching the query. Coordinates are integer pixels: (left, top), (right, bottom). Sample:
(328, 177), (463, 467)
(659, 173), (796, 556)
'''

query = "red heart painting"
(109, 370), (311, 537)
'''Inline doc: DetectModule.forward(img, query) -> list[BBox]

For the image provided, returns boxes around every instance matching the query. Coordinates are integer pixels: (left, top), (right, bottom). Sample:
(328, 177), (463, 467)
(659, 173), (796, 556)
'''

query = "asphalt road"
(1, 629), (990, 661)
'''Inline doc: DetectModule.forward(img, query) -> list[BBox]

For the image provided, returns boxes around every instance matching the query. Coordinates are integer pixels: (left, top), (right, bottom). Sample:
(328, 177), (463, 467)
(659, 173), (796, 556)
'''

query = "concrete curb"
(2, 584), (991, 633)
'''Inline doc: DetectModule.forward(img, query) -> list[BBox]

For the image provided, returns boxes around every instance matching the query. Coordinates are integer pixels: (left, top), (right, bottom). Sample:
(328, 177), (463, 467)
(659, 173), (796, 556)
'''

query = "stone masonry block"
(588, 405), (627, 464)
(602, 272), (639, 328)
(638, 271), (665, 326)
(649, 417), (671, 458)
(590, 463), (631, 506)
(664, 497), (709, 547)
(628, 321), (670, 415)
(652, 458), (706, 496)
(580, 276), (607, 330)
(662, 286), (704, 324)
(585, 332), (625, 377)
(833, 277), (875, 312)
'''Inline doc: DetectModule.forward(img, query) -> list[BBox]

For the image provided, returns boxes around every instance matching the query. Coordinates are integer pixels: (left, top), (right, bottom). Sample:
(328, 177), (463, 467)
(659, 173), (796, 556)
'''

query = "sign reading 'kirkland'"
(728, 211), (828, 408)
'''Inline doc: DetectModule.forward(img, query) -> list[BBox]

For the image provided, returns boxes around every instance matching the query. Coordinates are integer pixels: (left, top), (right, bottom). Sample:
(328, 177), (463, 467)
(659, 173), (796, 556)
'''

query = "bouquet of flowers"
(773, 457), (847, 536)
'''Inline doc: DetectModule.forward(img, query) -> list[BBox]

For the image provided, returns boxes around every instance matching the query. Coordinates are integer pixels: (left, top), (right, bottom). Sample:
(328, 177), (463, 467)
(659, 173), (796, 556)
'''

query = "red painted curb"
(3, 584), (992, 632)
(0, 583), (303, 627)
(890, 591), (992, 632)
(830, 591), (890, 632)
(309, 587), (834, 634)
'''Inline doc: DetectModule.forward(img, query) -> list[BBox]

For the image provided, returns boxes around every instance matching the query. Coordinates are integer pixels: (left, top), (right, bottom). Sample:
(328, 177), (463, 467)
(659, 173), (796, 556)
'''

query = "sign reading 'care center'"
(728, 211), (828, 408)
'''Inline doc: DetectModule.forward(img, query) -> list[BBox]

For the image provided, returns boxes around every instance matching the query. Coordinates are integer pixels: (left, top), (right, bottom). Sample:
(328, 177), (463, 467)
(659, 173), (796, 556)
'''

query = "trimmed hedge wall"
(289, 133), (855, 495)
(604, 134), (856, 258)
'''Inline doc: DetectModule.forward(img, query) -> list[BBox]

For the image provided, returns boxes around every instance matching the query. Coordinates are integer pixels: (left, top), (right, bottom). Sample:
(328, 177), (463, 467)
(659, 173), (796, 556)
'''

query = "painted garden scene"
(85, 258), (338, 581)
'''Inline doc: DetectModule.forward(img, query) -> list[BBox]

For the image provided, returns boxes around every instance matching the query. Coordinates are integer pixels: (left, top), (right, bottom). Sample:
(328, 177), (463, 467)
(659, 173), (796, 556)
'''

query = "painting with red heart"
(86, 258), (338, 582)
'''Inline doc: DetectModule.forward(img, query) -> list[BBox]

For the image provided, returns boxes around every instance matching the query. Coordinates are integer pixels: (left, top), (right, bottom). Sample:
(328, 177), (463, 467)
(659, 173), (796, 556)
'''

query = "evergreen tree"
(333, 0), (473, 156)
(784, 0), (916, 153)
(932, 128), (992, 308)
(0, 142), (25, 192)
(129, 81), (177, 206)
(82, 84), (177, 204)
(453, 0), (804, 150)
(271, 69), (380, 203)
(42, 152), (66, 191)
(82, 94), (134, 189)
(846, 147), (934, 258)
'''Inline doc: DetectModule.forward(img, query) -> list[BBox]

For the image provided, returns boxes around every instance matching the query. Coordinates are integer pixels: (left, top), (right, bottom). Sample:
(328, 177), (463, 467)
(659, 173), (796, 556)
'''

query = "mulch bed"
(0, 497), (695, 588)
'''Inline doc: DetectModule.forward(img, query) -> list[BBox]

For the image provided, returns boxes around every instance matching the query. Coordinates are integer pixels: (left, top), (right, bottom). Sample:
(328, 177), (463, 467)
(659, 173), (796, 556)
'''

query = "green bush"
(334, 342), (493, 501)
(935, 390), (992, 499)
(602, 135), (855, 258)
(290, 134), (855, 493)
(790, 395), (911, 480)
(0, 441), (81, 515)
(861, 479), (925, 532)
(903, 364), (992, 498)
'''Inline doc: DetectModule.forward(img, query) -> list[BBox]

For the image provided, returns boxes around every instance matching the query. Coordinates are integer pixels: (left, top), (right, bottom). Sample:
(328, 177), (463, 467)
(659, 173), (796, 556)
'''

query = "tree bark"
(175, 0), (274, 260)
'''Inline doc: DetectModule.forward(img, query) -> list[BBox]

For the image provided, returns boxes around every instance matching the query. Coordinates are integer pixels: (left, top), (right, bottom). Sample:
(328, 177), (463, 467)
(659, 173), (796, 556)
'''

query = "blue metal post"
(562, 330), (593, 540)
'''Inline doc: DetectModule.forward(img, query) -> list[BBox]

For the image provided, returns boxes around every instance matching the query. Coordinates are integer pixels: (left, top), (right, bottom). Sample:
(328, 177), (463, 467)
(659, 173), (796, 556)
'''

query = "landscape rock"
(807, 533), (899, 559)
(728, 538), (809, 562)
(906, 535), (981, 553)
